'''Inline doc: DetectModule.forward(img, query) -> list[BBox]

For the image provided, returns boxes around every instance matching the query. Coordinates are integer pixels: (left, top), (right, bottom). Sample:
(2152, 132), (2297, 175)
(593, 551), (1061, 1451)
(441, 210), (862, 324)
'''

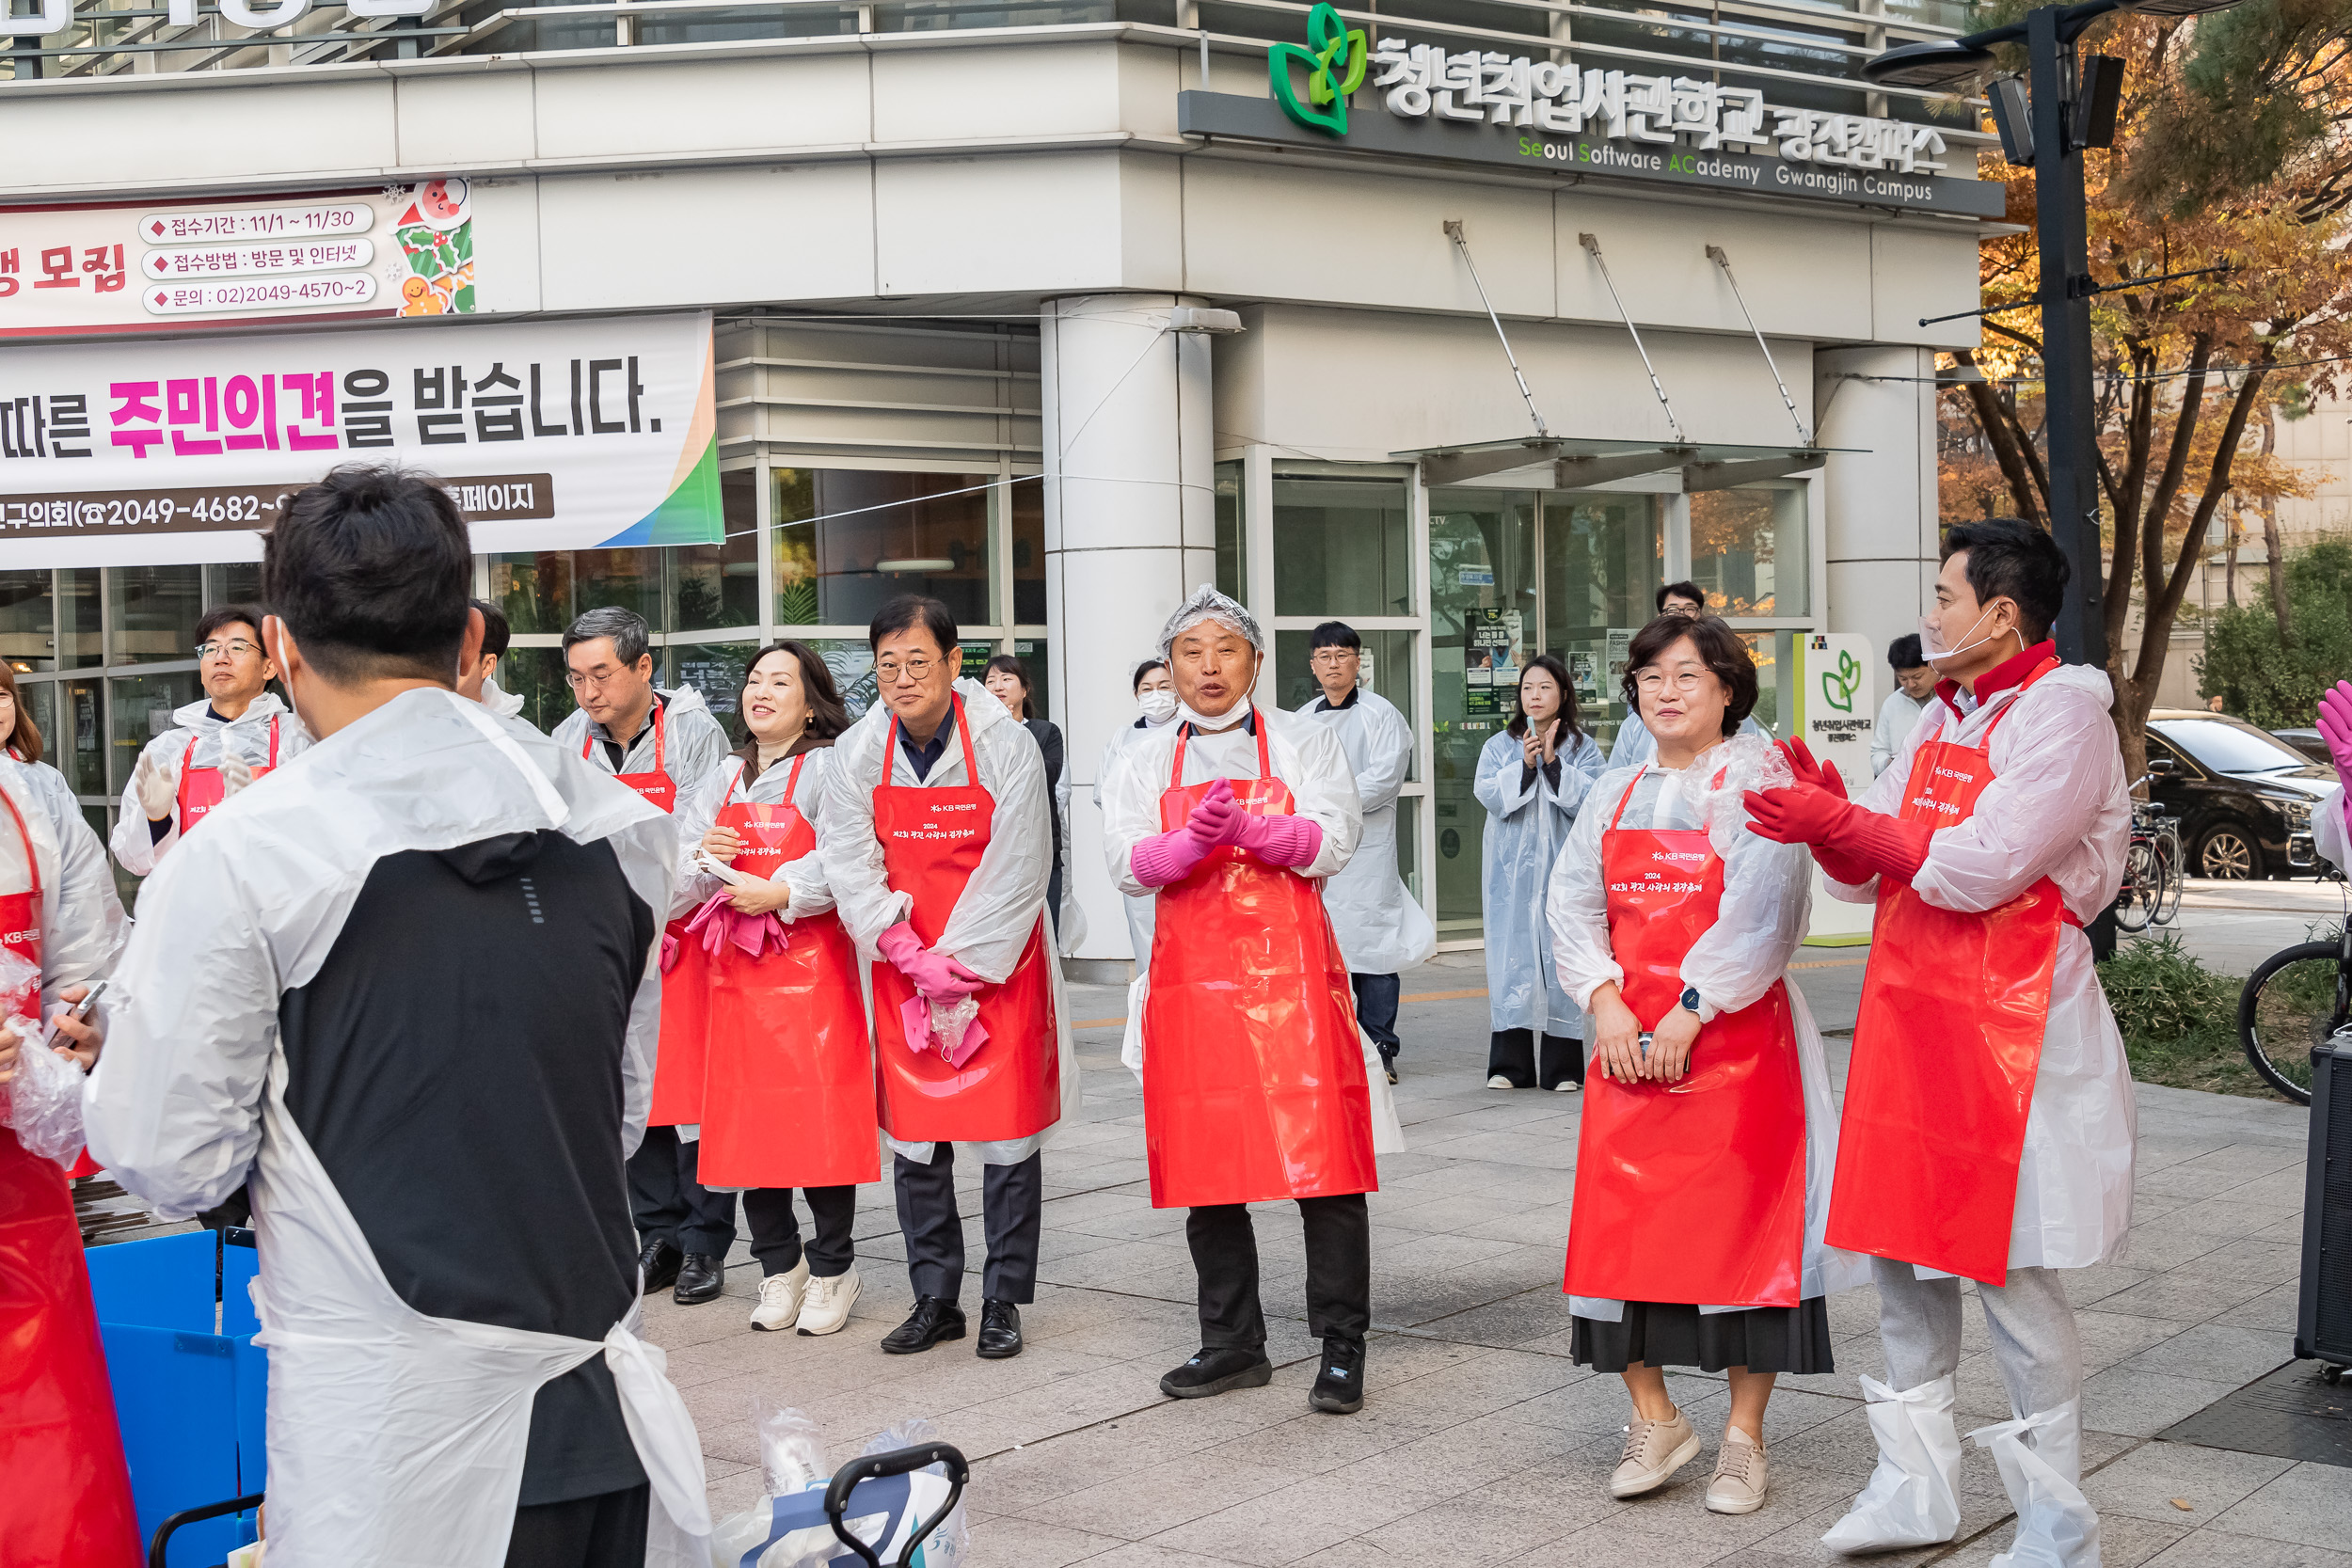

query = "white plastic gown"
(670, 747), (838, 924)
(549, 684), (732, 790)
(83, 689), (707, 1568)
(478, 674), (528, 722)
(1871, 689), (1931, 777)
(1094, 717), (1173, 961)
(1101, 701), (1404, 1150)
(1546, 740), (1867, 1314)
(1475, 725), (1606, 1035)
(817, 677), (1078, 1166)
(2316, 783), (2346, 872)
(109, 692), (313, 877)
(1826, 664), (2136, 1274)
(1606, 710), (1766, 769)
(1295, 690), (1437, 975)
(1, 755), (126, 1012)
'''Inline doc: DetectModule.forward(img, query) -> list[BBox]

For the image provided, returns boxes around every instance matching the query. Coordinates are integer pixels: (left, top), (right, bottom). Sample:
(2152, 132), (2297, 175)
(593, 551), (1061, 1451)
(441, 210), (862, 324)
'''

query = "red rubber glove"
(1131, 828), (1211, 888)
(1232, 813), (1323, 868)
(876, 922), (985, 1002)
(1769, 740), (1874, 885)
(1743, 786), (1933, 885)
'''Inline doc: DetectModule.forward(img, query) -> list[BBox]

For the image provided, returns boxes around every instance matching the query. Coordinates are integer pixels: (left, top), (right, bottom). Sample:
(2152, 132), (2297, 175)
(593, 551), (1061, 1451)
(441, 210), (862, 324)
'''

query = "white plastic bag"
(707, 1408), (971, 1568)
(0, 948), (86, 1167)
(1820, 1374), (1963, 1552)
(1969, 1402), (2100, 1568)
(858, 1419), (969, 1568)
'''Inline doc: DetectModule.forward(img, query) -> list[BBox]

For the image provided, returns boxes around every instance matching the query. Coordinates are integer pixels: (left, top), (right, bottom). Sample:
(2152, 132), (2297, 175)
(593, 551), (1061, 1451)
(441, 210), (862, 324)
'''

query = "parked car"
(2144, 709), (2339, 879)
(2272, 727), (2333, 767)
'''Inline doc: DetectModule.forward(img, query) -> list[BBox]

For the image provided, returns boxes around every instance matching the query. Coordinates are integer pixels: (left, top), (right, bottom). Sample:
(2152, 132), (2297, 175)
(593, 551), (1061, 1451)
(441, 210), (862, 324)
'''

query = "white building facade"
(0, 3), (1988, 959)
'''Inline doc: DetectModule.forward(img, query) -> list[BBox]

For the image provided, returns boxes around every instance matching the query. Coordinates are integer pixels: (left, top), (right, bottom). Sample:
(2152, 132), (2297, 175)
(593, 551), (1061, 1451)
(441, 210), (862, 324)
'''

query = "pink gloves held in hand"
(877, 922), (985, 1001)
(2319, 680), (2352, 776)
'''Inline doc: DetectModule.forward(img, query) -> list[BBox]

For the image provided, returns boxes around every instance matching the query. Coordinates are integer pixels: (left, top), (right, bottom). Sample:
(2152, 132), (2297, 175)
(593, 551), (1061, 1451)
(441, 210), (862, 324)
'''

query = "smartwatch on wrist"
(1679, 986), (1703, 1017)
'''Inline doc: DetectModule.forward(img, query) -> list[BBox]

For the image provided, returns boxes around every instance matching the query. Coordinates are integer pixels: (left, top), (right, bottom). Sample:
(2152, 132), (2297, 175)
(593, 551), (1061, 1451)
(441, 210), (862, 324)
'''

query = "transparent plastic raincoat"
(109, 692), (313, 877)
(1295, 689), (1437, 975)
(1474, 725), (1605, 1035)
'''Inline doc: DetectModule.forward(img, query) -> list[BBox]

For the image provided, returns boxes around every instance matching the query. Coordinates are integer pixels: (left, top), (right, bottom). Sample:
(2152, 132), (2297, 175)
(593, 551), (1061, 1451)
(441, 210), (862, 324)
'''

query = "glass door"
(1428, 489), (1536, 942)
(1541, 492), (1665, 759)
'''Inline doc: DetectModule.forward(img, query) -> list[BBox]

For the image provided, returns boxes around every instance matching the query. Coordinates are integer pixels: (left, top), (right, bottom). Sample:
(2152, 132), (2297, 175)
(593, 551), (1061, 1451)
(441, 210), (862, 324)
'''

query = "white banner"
(1795, 630), (1877, 945)
(0, 310), (721, 567)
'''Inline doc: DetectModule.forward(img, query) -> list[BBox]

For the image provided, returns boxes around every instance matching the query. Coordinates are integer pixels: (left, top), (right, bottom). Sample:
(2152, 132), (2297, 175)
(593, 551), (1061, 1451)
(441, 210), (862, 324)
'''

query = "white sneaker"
(1487, 1074), (1516, 1089)
(749, 1259), (809, 1332)
(1554, 1081), (1581, 1092)
(796, 1266), (862, 1337)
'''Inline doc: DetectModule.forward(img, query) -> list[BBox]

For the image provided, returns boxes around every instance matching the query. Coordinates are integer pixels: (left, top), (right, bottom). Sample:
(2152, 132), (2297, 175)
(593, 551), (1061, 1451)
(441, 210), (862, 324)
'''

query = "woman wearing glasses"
(109, 605), (312, 879)
(1474, 654), (1605, 1091)
(1546, 615), (1858, 1517)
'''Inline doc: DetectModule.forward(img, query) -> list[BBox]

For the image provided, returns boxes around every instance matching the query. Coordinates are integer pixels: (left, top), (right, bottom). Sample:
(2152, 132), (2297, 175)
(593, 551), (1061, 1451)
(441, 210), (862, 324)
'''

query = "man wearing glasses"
(819, 594), (1073, 1361)
(111, 604), (313, 879)
(551, 606), (735, 1306)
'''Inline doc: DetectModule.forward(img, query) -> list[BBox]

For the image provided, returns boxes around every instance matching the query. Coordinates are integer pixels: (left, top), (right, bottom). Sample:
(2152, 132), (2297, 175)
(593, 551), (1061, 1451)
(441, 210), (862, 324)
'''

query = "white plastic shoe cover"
(1968, 1401), (2100, 1568)
(1821, 1375), (1963, 1553)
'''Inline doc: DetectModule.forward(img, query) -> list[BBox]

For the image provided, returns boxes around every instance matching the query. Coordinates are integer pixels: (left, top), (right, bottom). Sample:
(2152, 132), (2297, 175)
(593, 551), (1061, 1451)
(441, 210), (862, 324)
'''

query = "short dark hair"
(563, 606), (650, 668)
(1131, 658), (1168, 693)
(1887, 632), (1925, 670)
(1506, 653), (1582, 741)
(471, 598), (511, 662)
(1621, 614), (1757, 738)
(262, 467), (471, 686)
(1309, 621), (1360, 653)
(1941, 517), (2070, 644)
(983, 654), (1033, 717)
(869, 594), (958, 658)
(195, 604), (266, 648)
(1658, 580), (1707, 613)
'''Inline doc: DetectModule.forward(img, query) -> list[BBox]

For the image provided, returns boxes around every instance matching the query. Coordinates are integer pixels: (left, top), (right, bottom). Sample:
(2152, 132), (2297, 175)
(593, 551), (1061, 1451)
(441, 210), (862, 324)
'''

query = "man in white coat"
(110, 603), (312, 877)
(1295, 621), (1435, 1083)
(1868, 633), (1935, 778)
(85, 467), (707, 1568)
(1746, 518), (2132, 1568)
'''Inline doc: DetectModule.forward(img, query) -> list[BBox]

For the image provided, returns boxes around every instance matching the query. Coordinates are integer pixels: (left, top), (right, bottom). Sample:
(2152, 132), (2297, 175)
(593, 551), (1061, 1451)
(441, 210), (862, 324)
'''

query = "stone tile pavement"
(644, 948), (2342, 1567)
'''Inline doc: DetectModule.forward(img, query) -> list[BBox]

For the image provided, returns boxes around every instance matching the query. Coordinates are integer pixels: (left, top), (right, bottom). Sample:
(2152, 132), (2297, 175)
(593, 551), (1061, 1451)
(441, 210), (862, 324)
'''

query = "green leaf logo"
(1269, 3), (1368, 137)
(1822, 649), (1861, 714)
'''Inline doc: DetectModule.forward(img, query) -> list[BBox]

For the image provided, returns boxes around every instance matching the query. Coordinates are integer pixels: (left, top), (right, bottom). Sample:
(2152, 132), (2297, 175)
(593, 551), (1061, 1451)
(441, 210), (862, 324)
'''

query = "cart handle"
(149, 1492), (265, 1568)
(823, 1443), (969, 1568)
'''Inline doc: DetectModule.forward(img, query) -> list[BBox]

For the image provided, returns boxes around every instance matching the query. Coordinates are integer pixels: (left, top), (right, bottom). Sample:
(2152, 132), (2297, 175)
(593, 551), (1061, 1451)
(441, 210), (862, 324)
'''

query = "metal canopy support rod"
(1422, 439), (1564, 487)
(1557, 449), (1699, 489)
(1443, 221), (1549, 439)
(1706, 245), (1812, 445)
(1578, 233), (1686, 444)
(1682, 453), (1827, 492)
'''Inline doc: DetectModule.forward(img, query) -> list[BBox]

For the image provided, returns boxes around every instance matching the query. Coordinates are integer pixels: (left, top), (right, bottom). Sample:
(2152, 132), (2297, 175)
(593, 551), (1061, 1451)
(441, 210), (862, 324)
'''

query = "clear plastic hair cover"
(1156, 584), (1264, 663)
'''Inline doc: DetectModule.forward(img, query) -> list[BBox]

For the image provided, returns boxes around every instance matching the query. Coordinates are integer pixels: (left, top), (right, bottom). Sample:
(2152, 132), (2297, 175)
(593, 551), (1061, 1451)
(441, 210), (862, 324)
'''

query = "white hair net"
(1156, 584), (1264, 663)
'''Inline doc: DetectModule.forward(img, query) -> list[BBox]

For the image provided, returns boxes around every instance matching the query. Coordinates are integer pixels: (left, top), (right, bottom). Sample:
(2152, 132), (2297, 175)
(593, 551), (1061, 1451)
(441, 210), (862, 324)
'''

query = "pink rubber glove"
(2320, 680), (2352, 777)
(1187, 778), (1246, 848)
(1132, 828), (1210, 888)
(876, 922), (984, 1001)
(1232, 813), (1323, 868)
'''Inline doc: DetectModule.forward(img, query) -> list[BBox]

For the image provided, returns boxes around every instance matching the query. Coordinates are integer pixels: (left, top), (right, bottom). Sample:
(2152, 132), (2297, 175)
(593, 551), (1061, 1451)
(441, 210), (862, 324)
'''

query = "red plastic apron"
(176, 712), (280, 832)
(1826, 662), (2069, 1286)
(696, 755), (880, 1190)
(1561, 769), (1806, 1309)
(586, 703), (704, 1126)
(0, 784), (143, 1568)
(1140, 720), (1376, 1210)
(869, 695), (1059, 1143)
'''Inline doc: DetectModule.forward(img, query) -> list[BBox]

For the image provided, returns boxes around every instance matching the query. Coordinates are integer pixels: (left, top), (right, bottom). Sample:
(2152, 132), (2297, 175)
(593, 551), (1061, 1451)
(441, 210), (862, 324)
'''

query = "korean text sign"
(0, 310), (722, 566)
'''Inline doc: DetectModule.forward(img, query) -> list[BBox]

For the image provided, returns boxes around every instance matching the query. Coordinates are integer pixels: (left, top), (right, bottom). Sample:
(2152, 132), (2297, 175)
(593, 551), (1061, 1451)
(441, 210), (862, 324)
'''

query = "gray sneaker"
(1610, 1407), (1701, 1498)
(1706, 1426), (1770, 1513)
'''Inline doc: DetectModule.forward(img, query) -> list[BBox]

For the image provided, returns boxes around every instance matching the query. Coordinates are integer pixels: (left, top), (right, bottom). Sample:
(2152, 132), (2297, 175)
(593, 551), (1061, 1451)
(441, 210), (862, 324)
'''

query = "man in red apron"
(1102, 585), (1394, 1417)
(109, 604), (312, 879)
(818, 595), (1074, 1361)
(552, 607), (735, 1306)
(1746, 519), (2131, 1567)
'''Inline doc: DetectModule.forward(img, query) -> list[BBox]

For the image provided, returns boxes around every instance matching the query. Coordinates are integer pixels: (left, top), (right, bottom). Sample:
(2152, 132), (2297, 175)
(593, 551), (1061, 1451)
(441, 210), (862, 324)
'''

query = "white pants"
(1873, 1258), (2083, 1415)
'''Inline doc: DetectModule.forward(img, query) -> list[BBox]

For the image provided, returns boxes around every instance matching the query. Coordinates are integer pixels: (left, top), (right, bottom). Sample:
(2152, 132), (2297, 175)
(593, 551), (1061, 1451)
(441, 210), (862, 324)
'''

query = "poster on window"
(0, 309), (721, 567)
(1463, 608), (1523, 718)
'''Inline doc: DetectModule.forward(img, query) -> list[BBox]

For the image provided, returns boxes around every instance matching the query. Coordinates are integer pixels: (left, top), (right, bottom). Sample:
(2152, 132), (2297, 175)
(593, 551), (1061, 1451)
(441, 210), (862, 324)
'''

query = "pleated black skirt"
(1570, 1298), (1834, 1375)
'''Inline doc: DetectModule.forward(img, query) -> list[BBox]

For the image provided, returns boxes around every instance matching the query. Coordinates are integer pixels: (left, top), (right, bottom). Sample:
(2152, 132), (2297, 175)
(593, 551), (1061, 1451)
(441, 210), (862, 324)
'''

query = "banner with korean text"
(0, 310), (722, 567)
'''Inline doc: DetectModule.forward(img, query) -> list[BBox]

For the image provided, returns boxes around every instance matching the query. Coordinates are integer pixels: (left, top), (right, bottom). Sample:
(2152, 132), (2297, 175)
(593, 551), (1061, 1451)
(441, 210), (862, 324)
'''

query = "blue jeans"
(1351, 972), (1401, 1054)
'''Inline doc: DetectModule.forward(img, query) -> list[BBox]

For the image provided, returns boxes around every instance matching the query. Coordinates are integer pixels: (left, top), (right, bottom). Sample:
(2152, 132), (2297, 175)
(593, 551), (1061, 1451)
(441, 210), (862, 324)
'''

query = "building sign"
(1187, 3), (2002, 219)
(0, 182), (476, 337)
(1793, 631), (1875, 944)
(0, 310), (721, 566)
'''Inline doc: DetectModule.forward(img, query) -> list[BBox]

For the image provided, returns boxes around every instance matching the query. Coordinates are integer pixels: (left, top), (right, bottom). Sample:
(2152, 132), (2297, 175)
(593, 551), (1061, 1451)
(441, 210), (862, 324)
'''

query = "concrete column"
(1041, 293), (1218, 973)
(1815, 344), (1939, 667)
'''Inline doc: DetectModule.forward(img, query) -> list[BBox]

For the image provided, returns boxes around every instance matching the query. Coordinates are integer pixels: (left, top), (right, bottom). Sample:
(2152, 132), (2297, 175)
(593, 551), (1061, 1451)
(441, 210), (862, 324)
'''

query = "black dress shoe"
(881, 1296), (966, 1354)
(1159, 1345), (1274, 1400)
(975, 1299), (1023, 1359)
(1380, 1050), (1400, 1085)
(636, 1238), (683, 1295)
(1310, 1337), (1365, 1415)
(673, 1253), (725, 1305)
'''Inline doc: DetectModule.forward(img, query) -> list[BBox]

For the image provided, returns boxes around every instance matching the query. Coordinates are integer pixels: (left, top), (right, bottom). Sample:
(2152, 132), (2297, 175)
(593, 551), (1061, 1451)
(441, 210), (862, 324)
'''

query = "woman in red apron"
(0, 768), (143, 1568)
(674, 642), (874, 1338)
(1104, 585), (1397, 1418)
(1551, 615), (1859, 1518)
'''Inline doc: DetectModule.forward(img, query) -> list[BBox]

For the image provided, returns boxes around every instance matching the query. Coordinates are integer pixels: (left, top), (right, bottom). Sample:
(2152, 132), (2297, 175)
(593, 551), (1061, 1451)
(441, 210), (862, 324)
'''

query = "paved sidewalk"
(645, 954), (2340, 1568)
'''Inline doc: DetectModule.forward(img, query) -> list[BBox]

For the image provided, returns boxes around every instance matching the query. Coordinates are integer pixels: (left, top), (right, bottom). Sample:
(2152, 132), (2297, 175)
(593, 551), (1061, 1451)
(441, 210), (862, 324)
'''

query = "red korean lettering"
(81, 245), (126, 294)
(33, 246), (78, 290)
(0, 249), (17, 300)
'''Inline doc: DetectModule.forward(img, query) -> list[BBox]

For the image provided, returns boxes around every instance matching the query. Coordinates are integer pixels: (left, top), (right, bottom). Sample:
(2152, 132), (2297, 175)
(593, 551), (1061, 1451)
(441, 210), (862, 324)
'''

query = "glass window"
(1, 572), (55, 673)
(671, 475), (760, 631)
(805, 638), (879, 718)
(203, 562), (263, 610)
(669, 641), (759, 745)
(1272, 628), (1415, 749)
(56, 570), (101, 670)
(499, 648), (578, 736)
(1272, 476), (1411, 618)
(2150, 717), (2311, 775)
(1543, 492), (1662, 755)
(1738, 631), (1791, 738)
(106, 565), (204, 664)
(1427, 490), (1534, 942)
(1010, 638), (1050, 725)
(1215, 461), (1246, 605)
(109, 672), (200, 792)
(490, 549), (664, 636)
(1395, 795), (1422, 903)
(15, 680), (55, 764)
(49, 679), (104, 796)
(772, 468), (994, 631)
(1691, 486), (1807, 617)
(1011, 482), (1043, 626)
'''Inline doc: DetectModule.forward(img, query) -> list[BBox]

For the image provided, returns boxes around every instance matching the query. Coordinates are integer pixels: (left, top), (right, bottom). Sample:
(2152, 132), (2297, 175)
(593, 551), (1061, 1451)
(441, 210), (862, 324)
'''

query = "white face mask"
(1137, 689), (1178, 725)
(1178, 692), (1252, 732)
(1920, 605), (2016, 668)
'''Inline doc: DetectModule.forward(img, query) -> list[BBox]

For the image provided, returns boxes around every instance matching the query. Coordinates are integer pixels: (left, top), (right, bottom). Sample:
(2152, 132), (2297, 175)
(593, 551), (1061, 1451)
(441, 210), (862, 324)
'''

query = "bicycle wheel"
(2114, 840), (2158, 932)
(2237, 941), (2347, 1103)
(2154, 832), (2184, 925)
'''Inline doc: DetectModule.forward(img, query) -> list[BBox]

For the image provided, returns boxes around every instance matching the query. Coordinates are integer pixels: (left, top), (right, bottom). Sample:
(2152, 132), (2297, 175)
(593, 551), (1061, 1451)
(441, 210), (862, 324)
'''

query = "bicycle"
(2114, 782), (2182, 933)
(2238, 893), (2350, 1105)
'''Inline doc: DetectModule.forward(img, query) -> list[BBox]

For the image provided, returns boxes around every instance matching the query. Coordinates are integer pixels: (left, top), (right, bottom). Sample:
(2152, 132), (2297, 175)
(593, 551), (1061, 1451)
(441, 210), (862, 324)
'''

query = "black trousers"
(742, 1185), (859, 1277)
(893, 1148), (1042, 1304)
(627, 1127), (737, 1258)
(504, 1483), (649, 1568)
(1186, 1194), (1370, 1353)
(1488, 1028), (1583, 1089)
(1351, 973), (1401, 1053)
